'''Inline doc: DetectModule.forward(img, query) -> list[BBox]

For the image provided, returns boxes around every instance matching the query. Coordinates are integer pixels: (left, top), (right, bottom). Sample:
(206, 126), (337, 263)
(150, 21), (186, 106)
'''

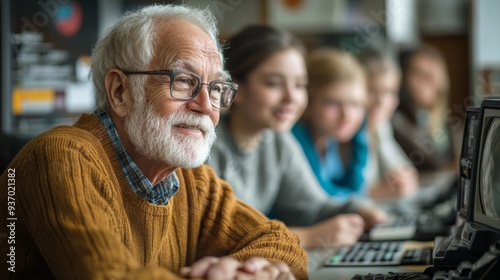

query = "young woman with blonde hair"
(293, 48), (370, 200)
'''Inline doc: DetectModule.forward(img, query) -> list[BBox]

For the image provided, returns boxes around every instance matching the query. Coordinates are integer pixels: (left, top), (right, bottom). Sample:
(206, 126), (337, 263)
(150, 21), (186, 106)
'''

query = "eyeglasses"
(121, 69), (238, 110)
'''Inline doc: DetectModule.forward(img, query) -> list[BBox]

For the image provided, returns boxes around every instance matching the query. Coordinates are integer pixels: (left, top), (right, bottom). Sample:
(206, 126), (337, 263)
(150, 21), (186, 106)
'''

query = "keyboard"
(350, 272), (431, 280)
(365, 213), (453, 242)
(369, 216), (418, 241)
(325, 241), (433, 267)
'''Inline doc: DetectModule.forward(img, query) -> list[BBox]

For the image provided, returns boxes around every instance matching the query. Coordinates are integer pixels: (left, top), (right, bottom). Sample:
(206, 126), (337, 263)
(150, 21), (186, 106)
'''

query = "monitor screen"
(473, 98), (500, 232)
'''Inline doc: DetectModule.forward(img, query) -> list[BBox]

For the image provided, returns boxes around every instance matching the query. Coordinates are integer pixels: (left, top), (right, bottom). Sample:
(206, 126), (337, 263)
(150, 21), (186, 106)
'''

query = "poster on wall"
(8, 0), (97, 137)
(268, 0), (366, 33)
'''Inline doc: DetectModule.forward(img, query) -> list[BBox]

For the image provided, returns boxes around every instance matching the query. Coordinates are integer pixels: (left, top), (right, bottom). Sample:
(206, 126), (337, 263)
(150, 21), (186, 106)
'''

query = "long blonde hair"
(358, 50), (401, 83)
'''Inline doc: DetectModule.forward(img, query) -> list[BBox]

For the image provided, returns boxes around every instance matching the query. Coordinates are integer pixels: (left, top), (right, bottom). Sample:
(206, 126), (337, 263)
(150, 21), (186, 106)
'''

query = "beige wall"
(182, 0), (261, 37)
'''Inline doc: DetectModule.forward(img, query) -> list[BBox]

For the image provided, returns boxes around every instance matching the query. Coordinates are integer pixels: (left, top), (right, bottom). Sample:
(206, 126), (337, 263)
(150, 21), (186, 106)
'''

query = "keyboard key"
(360, 250), (376, 263)
(385, 272), (399, 280)
(370, 242), (381, 250)
(375, 250), (385, 262)
(383, 251), (394, 262)
(329, 254), (342, 263)
(389, 242), (399, 252)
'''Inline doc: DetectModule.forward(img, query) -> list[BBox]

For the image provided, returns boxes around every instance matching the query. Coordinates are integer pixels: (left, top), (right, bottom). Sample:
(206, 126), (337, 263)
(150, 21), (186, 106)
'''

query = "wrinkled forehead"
(150, 19), (224, 77)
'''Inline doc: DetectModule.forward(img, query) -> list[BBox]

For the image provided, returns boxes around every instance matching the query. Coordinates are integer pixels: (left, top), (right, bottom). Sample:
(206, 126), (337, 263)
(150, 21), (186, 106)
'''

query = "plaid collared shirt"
(95, 109), (179, 205)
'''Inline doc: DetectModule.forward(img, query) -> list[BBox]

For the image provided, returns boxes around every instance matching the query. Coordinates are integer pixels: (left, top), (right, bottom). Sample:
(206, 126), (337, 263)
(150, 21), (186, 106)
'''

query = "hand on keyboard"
(357, 207), (389, 229)
(297, 213), (365, 247)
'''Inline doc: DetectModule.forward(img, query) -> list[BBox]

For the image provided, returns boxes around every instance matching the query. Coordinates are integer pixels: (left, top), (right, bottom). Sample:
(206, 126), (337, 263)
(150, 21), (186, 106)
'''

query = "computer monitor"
(472, 97), (500, 233)
(458, 106), (480, 220)
(432, 102), (499, 269)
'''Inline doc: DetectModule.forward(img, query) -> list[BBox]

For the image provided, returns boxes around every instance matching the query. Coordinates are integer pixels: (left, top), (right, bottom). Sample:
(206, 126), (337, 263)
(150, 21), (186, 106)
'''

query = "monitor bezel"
(458, 106), (480, 220)
(472, 97), (500, 233)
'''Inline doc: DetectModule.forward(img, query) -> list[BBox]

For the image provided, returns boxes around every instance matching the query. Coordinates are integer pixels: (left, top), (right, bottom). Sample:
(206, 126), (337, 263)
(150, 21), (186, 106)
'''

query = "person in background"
(358, 50), (419, 200)
(0, 5), (307, 279)
(292, 48), (370, 201)
(207, 25), (386, 248)
(392, 45), (461, 174)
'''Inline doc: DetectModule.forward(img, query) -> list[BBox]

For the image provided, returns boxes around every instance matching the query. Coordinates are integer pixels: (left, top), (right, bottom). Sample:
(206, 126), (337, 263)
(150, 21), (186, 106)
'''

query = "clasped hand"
(179, 256), (295, 280)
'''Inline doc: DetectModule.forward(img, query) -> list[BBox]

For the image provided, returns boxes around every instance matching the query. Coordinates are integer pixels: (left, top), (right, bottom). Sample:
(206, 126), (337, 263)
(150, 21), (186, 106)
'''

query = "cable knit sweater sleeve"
(178, 166), (308, 279)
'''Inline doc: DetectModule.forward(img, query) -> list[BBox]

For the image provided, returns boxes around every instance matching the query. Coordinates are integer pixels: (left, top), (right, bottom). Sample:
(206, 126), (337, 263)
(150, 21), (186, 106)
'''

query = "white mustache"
(170, 112), (214, 135)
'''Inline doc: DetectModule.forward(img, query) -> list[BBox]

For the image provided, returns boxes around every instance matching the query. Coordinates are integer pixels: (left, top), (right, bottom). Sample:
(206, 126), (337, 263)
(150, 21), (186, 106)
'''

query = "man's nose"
(186, 84), (213, 115)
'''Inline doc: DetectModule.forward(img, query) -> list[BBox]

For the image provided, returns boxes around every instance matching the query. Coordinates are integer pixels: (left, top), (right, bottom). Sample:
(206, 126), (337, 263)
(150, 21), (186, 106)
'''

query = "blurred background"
(0, 0), (499, 164)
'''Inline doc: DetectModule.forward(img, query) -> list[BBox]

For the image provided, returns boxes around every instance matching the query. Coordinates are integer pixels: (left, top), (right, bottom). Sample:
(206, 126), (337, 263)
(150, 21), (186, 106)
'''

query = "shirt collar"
(95, 109), (179, 205)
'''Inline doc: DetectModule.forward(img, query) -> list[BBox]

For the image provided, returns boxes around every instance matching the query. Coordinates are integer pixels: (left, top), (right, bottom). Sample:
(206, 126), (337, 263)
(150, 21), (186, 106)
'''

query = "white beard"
(124, 99), (217, 168)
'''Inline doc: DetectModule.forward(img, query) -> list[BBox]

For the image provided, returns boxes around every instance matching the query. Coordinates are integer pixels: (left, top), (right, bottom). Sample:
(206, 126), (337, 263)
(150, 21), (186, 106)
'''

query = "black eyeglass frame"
(120, 69), (238, 110)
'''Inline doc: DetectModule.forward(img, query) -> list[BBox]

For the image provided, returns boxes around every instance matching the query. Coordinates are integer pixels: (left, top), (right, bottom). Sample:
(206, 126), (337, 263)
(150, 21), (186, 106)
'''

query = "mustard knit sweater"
(0, 113), (308, 279)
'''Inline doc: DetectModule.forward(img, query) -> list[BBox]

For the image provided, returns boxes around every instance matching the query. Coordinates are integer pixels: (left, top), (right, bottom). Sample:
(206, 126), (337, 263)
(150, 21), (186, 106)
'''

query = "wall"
(472, 0), (500, 98)
(473, 0), (500, 69)
(181, 0), (261, 38)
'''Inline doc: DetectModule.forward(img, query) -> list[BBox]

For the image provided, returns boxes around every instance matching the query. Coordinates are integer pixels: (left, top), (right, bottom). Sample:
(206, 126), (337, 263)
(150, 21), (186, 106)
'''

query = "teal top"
(291, 121), (369, 200)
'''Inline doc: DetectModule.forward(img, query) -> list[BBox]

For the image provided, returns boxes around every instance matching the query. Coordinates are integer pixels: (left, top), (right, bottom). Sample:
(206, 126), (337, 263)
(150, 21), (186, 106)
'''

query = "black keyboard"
(350, 272), (431, 280)
(325, 241), (433, 267)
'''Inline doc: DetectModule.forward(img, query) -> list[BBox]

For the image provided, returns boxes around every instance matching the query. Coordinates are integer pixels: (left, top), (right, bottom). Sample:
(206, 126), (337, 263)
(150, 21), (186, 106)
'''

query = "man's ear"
(104, 69), (131, 118)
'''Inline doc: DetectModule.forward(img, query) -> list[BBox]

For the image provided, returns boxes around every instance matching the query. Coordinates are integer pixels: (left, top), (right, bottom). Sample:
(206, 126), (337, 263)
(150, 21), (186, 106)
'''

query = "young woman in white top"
(359, 50), (419, 200)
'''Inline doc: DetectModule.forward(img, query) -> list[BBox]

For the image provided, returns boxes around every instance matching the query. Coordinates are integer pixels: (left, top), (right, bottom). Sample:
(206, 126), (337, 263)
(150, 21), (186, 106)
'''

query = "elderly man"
(0, 5), (307, 280)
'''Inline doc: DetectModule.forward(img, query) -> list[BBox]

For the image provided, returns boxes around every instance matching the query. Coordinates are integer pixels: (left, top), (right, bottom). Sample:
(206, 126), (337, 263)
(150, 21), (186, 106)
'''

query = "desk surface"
(307, 241), (433, 280)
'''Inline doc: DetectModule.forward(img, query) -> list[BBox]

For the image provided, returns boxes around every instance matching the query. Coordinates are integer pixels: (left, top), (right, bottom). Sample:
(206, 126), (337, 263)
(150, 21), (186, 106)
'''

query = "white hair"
(90, 4), (220, 110)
